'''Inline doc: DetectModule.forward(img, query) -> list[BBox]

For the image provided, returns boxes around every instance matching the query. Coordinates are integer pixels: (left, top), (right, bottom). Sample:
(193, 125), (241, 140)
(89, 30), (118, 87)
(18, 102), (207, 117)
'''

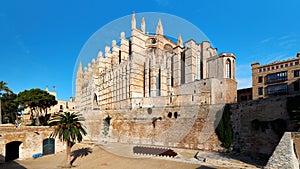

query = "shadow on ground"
(194, 150), (267, 168)
(0, 155), (26, 169)
(0, 161), (26, 169)
(218, 151), (268, 167)
(70, 147), (93, 165)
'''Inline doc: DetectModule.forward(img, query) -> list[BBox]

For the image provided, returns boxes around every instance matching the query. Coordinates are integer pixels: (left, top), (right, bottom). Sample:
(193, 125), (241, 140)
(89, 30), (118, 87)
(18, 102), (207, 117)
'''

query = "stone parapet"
(265, 132), (299, 169)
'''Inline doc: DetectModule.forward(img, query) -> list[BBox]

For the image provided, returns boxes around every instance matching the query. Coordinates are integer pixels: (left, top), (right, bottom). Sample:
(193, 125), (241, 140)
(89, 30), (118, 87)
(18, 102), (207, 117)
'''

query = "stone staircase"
(133, 146), (177, 157)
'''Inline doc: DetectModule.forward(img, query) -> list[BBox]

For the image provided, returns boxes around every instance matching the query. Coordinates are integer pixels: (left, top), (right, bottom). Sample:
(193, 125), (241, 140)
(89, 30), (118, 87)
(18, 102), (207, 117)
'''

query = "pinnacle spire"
(156, 19), (163, 35)
(77, 61), (83, 77)
(141, 17), (146, 33)
(105, 46), (111, 54)
(177, 34), (182, 46)
(131, 12), (136, 29)
(112, 40), (116, 47)
(120, 32), (125, 40)
(97, 51), (103, 59)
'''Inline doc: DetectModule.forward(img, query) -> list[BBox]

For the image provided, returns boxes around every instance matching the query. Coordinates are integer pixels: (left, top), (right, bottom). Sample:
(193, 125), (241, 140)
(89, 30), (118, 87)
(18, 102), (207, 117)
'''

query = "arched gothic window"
(93, 93), (98, 105)
(156, 69), (161, 96)
(181, 52), (185, 84)
(171, 56), (174, 87)
(226, 59), (231, 78)
(196, 52), (201, 80)
(233, 60), (235, 79)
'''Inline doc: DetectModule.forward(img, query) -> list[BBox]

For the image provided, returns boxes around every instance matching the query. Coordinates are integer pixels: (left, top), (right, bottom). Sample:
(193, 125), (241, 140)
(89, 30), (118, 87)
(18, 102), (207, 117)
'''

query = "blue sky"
(1, 0), (300, 100)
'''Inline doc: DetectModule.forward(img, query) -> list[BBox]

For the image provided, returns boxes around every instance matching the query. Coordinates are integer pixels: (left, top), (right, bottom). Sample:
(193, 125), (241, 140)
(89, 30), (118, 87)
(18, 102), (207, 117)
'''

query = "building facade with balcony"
(251, 52), (300, 100)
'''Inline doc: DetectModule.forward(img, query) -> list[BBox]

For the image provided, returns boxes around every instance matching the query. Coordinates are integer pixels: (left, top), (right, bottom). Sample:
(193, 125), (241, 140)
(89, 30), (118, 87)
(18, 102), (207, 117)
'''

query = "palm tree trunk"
(66, 141), (71, 167)
(0, 99), (2, 124)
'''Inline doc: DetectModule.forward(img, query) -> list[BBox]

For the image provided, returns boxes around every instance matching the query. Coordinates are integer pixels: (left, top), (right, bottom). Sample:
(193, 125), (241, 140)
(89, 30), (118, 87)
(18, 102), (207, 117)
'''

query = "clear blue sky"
(1, 0), (300, 100)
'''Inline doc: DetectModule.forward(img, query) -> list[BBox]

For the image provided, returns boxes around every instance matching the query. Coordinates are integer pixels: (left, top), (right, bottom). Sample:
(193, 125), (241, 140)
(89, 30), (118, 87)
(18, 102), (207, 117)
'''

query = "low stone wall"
(0, 125), (65, 163)
(265, 132), (299, 169)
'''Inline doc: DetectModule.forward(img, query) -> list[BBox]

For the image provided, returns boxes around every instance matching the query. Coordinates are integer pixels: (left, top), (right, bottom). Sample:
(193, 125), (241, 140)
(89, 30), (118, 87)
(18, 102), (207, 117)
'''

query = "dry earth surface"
(0, 143), (257, 169)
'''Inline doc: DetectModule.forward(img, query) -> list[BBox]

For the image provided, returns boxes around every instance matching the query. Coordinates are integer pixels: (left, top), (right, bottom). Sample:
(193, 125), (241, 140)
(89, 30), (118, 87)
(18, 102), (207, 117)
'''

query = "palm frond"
(49, 112), (87, 143)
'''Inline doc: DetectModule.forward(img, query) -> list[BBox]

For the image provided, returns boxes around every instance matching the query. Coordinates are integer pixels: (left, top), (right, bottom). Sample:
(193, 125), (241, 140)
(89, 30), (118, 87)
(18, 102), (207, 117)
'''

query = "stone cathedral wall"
(76, 16), (237, 112)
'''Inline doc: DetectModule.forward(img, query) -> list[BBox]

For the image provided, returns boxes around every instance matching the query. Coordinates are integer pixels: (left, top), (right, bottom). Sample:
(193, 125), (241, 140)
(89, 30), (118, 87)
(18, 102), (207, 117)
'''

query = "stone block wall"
(230, 96), (290, 157)
(82, 104), (224, 151)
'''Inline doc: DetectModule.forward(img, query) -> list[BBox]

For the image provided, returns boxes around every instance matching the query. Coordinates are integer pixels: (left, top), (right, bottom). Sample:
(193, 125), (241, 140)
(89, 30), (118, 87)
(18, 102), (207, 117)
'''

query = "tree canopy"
(16, 88), (58, 125)
(0, 81), (12, 124)
(0, 81), (12, 95)
(1, 92), (19, 123)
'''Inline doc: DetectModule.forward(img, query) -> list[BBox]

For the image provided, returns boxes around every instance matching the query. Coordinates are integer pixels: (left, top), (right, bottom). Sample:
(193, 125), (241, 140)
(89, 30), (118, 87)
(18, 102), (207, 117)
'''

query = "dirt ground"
(0, 143), (216, 169)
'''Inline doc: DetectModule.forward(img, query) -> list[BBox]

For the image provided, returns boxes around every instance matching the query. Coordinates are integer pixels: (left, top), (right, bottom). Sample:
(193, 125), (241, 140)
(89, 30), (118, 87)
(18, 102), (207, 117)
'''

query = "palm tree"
(0, 81), (12, 124)
(0, 81), (12, 94)
(49, 112), (87, 167)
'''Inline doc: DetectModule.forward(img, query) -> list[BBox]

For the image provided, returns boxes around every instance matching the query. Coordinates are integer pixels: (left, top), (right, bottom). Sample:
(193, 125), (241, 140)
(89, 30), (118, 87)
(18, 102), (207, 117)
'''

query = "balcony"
(265, 71), (287, 84)
(267, 84), (288, 95)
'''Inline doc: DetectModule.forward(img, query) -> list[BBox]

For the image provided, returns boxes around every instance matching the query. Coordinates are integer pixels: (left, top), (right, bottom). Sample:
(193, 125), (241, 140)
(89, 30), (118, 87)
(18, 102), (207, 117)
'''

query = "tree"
(215, 104), (233, 149)
(16, 88), (57, 125)
(0, 81), (12, 94)
(49, 112), (87, 167)
(1, 92), (19, 123)
(0, 81), (12, 124)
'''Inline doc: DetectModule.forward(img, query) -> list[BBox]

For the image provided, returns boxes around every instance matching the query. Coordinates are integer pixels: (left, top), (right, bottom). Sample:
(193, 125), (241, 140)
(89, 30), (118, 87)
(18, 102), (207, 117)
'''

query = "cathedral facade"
(75, 14), (237, 112)
(75, 14), (237, 150)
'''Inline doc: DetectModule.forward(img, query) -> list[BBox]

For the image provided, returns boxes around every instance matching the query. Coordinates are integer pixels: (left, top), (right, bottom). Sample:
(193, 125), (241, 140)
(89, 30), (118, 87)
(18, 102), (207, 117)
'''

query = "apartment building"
(251, 52), (300, 99)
